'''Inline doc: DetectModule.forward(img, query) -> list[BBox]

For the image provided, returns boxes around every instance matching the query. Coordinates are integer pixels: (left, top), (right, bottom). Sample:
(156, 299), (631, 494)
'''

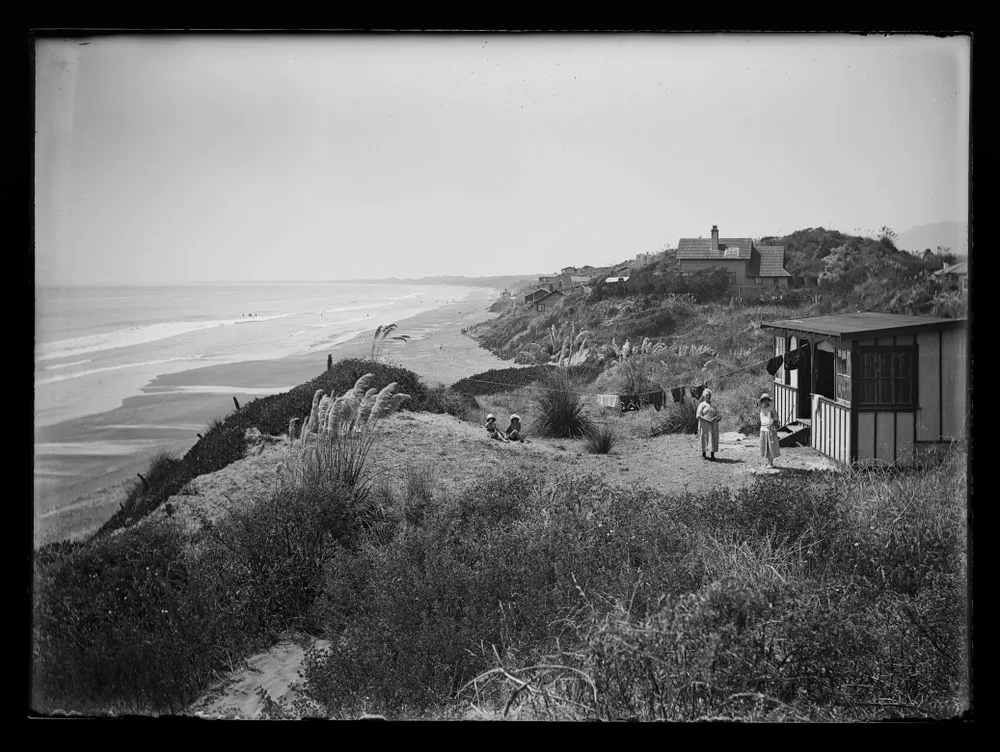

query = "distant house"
(605, 276), (630, 286)
(762, 313), (967, 466)
(792, 270), (821, 288)
(934, 259), (969, 294)
(634, 250), (662, 268)
(677, 225), (791, 287)
(533, 289), (565, 312)
(560, 266), (578, 275)
(524, 288), (551, 305)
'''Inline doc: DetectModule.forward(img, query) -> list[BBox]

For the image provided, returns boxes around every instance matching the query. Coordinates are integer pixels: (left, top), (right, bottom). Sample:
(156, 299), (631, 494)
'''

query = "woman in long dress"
(696, 389), (721, 460)
(759, 393), (781, 467)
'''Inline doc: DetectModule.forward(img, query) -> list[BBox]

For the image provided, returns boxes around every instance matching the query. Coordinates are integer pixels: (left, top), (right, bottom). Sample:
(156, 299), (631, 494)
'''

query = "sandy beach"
(34, 288), (515, 546)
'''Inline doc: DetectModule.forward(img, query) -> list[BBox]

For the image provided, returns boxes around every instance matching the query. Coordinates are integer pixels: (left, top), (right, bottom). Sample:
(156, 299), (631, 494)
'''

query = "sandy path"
(179, 411), (839, 719)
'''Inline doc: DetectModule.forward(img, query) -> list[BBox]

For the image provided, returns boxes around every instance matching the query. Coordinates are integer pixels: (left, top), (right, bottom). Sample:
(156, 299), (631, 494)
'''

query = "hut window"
(857, 346), (916, 407)
(835, 348), (851, 402)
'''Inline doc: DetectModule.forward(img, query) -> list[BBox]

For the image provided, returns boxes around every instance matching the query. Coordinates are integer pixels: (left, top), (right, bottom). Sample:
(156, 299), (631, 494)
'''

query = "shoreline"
(34, 289), (515, 546)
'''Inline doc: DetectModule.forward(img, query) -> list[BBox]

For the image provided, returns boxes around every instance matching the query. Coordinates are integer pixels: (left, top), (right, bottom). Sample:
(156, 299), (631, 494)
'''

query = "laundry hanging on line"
(671, 386), (685, 403)
(619, 394), (641, 413)
(596, 393), (619, 409)
(689, 384), (707, 400)
(765, 354), (784, 376)
(783, 347), (805, 370)
(649, 389), (664, 412)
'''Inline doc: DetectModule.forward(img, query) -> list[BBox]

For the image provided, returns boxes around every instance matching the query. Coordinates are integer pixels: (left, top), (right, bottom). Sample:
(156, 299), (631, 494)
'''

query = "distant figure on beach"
(759, 393), (781, 468)
(486, 414), (508, 442)
(505, 414), (524, 442)
(696, 389), (721, 461)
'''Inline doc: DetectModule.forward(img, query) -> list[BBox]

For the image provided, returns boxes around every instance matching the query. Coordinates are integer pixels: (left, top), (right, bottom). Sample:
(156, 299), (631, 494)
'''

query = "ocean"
(33, 281), (480, 541)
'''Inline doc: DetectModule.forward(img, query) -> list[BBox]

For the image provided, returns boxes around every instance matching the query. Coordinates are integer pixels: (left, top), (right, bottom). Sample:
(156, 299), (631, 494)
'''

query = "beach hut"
(761, 312), (967, 466)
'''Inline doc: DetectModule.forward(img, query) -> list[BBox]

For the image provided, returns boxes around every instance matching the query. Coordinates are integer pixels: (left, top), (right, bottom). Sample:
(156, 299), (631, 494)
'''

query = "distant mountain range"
(895, 221), (968, 256)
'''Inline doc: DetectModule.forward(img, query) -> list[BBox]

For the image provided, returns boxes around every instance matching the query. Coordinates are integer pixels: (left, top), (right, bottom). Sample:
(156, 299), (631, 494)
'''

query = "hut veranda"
(762, 312), (967, 466)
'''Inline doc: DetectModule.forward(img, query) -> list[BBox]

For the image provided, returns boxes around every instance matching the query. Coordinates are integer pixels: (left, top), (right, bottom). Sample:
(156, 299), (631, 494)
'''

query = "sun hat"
(487, 414), (495, 420)
(510, 414), (520, 421)
(760, 393), (771, 401)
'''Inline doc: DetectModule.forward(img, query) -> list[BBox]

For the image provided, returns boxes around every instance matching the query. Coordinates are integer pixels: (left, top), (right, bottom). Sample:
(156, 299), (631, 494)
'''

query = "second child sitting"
(505, 414), (524, 442)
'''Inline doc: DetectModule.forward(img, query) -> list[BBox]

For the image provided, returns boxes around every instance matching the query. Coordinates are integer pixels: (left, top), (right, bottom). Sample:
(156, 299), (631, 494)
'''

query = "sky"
(34, 33), (971, 285)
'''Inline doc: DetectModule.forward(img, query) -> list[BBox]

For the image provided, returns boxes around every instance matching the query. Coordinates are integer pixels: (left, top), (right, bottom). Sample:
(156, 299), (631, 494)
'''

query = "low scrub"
(450, 364), (595, 397)
(291, 445), (966, 720)
(421, 384), (480, 417)
(32, 476), (363, 715)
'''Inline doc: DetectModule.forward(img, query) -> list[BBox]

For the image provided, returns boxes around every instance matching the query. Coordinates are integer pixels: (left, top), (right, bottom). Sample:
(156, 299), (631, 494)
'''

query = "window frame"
(834, 347), (852, 404)
(855, 344), (918, 410)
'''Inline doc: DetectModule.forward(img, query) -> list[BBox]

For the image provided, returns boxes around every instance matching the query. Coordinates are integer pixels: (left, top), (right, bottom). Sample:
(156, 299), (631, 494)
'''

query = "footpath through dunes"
(181, 410), (840, 719)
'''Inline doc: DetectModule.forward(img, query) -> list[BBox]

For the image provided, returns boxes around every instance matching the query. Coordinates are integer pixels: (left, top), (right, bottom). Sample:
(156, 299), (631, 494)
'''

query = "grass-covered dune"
(32, 350), (969, 720)
(92, 358), (441, 539)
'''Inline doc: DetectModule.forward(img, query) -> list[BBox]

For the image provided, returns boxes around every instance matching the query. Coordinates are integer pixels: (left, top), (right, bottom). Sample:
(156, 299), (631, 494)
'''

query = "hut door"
(815, 350), (836, 399)
(796, 345), (811, 419)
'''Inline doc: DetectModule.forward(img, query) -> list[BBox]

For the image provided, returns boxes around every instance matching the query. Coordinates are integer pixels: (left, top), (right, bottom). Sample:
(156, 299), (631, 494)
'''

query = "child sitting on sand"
(486, 414), (509, 442)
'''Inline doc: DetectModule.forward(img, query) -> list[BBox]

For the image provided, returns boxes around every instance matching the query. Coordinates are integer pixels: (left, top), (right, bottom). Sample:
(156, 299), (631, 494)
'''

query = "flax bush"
(532, 370), (593, 439)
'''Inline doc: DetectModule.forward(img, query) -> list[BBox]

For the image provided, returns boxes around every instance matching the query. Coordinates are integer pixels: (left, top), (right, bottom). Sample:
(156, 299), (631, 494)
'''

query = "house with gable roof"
(677, 225), (792, 287)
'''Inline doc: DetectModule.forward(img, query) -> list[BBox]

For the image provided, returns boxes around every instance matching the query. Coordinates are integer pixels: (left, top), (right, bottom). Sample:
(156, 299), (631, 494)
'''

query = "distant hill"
(347, 274), (540, 289)
(895, 221), (968, 256)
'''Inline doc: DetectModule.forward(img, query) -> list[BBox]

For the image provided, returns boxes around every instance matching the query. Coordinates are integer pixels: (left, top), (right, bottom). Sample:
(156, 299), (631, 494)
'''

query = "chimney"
(711, 225), (719, 251)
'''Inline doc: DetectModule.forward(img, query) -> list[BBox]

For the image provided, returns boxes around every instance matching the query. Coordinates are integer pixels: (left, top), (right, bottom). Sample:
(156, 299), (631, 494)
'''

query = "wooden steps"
(776, 419), (811, 447)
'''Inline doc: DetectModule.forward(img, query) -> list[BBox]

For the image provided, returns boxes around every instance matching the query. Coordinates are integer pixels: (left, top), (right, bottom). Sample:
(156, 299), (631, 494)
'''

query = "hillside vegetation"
(31, 227), (969, 719)
(472, 227), (966, 380)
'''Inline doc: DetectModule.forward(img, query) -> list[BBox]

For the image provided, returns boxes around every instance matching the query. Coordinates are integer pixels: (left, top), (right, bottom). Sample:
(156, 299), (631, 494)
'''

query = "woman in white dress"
(759, 393), (781, 467)
(696, 389), (721, 460)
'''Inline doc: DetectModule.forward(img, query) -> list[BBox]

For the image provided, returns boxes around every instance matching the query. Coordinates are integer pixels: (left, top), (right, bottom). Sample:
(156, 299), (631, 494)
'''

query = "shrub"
(650, 397), (698, 435)
(713, 375), (775, 434)
(198, 480), (359, 635)
(421, 384), (479, 417)
(584, 423), (616, 454)
(33, 519), (227, 714)
(400, 463), (436, 526)
(114, 451), (183, 529)
(33, 479), (362, 715)
(451, 365), (558, 396)
(532, 371), (594, 438)
(609, 355), (659, 395)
